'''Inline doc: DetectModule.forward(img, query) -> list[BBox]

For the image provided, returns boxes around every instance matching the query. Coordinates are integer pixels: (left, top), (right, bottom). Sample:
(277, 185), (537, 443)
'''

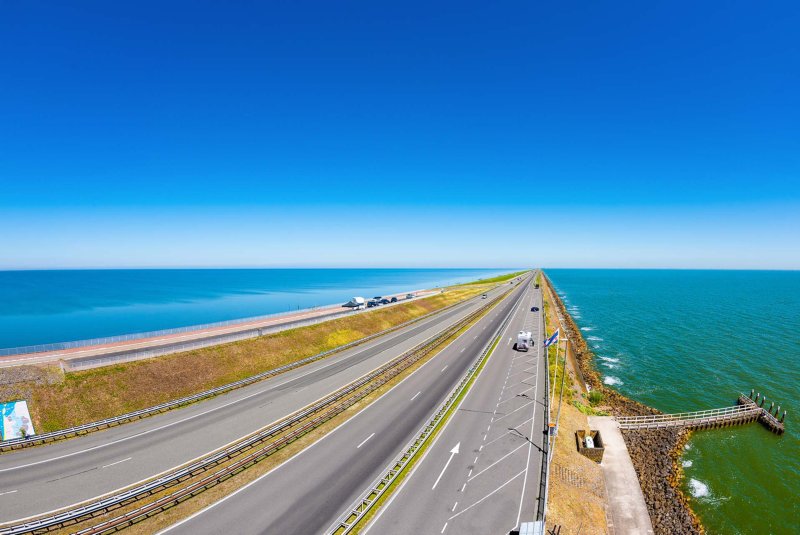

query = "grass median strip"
(40, 291), (510, 535)
(338, 329), (504, 534)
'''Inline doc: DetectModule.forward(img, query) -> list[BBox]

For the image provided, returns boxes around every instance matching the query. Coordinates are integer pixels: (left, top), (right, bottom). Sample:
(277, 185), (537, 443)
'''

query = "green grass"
(571, 399), (609, 416)
(462, 270), (529, 285)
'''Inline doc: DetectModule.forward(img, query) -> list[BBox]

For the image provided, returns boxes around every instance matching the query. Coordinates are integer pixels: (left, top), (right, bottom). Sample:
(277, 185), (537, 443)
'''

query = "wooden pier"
(616, 391), (785, 435)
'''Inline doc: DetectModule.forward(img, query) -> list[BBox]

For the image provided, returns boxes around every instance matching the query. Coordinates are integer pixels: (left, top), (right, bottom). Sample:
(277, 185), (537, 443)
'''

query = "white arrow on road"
(431, 442), (460, 490)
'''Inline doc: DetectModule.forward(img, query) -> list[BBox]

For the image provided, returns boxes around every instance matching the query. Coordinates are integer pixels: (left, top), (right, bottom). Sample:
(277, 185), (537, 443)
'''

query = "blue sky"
(1, 1), (798, 269)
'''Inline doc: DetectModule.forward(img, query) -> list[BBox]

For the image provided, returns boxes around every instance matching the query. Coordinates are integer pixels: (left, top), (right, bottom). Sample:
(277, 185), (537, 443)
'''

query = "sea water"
(0, 268), (512, 349)
(547, 269), (800, 534)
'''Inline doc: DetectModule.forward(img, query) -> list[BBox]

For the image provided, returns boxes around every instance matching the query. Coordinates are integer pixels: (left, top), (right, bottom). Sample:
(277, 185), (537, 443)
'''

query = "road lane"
(159, 275), (533, 535)
(0, 284), (509, 523)
(367, 280), (546, 534)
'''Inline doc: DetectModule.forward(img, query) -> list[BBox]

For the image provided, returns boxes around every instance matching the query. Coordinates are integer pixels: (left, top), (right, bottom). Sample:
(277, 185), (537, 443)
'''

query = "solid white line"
(448, 469), (525, 521)
(357, 433), (376, 449)
(468, 443), (526, 482)
(492, 400), (535, 423)
(101, 457), (131, 469)
(410, 391), (421, 401)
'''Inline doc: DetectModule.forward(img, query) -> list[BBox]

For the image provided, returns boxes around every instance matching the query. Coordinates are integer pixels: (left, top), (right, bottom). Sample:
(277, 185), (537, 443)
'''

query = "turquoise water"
(0, 268), (512, 349)
(547, 270), (799, 535)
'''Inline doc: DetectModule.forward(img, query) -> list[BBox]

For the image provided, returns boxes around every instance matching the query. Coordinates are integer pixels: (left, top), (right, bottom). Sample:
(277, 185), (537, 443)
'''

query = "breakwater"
(542, 272), (703, 535)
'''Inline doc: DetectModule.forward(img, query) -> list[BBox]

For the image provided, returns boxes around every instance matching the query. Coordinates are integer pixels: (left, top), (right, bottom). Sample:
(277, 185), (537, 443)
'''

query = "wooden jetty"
(616, 390), (785, 435)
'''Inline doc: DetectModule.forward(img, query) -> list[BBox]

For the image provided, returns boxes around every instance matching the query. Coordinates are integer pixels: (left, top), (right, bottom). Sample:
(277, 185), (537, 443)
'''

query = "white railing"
(617, 404), (761, 429)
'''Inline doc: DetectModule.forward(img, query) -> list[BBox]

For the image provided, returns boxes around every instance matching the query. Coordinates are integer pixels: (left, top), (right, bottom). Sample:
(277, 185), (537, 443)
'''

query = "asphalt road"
(366, 278), (546, 534)
(0, 283), (508, 524)
(159, 275), (535, 535)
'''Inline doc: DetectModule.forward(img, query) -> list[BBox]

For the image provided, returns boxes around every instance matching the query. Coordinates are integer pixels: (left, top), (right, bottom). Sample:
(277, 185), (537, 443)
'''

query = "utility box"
(576, 429), (605, 463)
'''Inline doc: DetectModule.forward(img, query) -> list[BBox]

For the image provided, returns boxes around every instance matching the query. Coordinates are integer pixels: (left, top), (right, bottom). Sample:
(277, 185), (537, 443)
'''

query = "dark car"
(531, 306), (539, 312)
(381, 298), (390, 305)
(390, 297), (398, 303)
(367, 299), (379, 307)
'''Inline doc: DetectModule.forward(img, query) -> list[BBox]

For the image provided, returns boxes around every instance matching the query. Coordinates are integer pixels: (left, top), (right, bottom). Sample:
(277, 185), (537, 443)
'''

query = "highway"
(159, 275), (538, 535)
(366, 275), (546, 534)
(0, 290), (437, 370)
(0, 283), (508, 524)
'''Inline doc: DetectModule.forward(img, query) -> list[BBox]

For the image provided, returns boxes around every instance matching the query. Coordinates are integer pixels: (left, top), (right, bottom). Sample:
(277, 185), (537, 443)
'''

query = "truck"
(516, 330), (533, 352)
(342, 296), (366, 310)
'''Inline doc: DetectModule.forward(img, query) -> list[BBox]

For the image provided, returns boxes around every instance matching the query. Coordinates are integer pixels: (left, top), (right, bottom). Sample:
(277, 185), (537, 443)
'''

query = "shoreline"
(542, 272), (704, 535)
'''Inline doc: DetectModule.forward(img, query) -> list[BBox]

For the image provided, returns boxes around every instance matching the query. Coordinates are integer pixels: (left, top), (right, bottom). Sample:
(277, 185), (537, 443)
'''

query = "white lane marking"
(473, 456), (478, 464)
(0, 339), (401, 474)
(432, 442), (460, 490)
(0, 489), (18, 496)
(101, 457), (131, 469)
(507, 338), (511, 346)
(479, 445), (483, 452)
(460, 483), (466, 492)
(460, 348), (465, 353)
(441, 522), (448, 533)
(448, 470), (525, 521)
(451, 501), (458, 512)
(357, 433), (376, 449)
(516, 306), (542, 527)
(492, 400), (535, 423)
(468, 469), (473, 477)
(468, 443), (526, 482)
(441, 365), (448, 372)
(410, 391), (421, 401)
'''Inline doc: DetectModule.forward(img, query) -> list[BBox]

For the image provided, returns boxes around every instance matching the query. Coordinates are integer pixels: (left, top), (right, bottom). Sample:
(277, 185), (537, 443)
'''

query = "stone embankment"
(542, 273), (703, 535)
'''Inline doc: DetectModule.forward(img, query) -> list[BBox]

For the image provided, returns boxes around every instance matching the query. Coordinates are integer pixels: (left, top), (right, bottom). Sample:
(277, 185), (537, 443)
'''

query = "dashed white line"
(441, 365), (448, 372)
(460, 483), (467, 492)
(448, 470), (526, 521)
(468, 443), (526, 482)
(0, 489), (18, 496)
(101, 457), (131, 469)
(441, 522), (448, 533)
(356, 433), (376, 449)
(451, 501), (458, 512)
(460, 348), (465, 353)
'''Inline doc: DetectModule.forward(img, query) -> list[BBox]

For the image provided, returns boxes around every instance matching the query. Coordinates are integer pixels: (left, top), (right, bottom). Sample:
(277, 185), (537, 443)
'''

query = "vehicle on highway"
(482, 294), (487, 299)
(381, 298), (390, 305)
(367, 299), (380, 308)
(515, 330), (532, 351)
(531, 306), (539, 312)
(406, 293), (415, 299)
(342, 296), (366, 310)
(390, 296), (398, 303)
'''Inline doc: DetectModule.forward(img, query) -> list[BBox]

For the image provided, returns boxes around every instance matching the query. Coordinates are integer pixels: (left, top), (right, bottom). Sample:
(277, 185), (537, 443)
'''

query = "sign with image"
(1, 400), (35, 440)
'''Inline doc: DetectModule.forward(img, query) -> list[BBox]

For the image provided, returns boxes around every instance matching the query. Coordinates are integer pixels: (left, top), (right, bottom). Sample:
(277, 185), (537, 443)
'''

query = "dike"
(542, 273), (703, 535)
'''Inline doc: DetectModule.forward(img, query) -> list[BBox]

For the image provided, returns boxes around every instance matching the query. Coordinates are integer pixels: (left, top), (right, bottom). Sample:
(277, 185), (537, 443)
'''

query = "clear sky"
(1, 1), (798, 269)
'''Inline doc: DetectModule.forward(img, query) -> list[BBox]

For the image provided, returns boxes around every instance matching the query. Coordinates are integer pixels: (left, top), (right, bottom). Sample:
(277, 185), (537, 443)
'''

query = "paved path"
(588, 416), (654, 535)
(158, 277), (533, 535)
(0, 286), (499, 524)
(367, 280), (546, 534)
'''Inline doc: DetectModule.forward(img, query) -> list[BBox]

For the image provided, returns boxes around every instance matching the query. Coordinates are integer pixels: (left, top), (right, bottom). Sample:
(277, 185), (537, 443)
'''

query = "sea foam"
(603, 376), (623, 386)
(688, 478), (710, 498)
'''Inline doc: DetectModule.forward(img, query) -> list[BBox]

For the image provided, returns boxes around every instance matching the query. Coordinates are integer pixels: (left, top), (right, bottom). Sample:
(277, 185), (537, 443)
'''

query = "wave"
(682, 460), (693, 468)
(688, 478), (710, 498)
(580, 327), (593, 331)
(603, 376), (623, 386)
(599, 356), (620, 363)
(587, 336), (604, 342)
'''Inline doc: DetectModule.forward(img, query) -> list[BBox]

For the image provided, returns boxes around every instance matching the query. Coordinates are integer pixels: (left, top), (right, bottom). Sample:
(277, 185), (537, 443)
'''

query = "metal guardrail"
(0, 291), (435, 357)
(0, 292), (483, 452)
(0, 291), (512, 535)
(537, 279), (550, 526)
(617, 404), (762, 430)
(329, 284), (527, 535)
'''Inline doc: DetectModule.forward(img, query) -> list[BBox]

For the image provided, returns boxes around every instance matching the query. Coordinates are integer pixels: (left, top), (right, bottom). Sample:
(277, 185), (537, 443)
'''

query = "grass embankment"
(541, 273), (609, 534)
(463, 269), (529, 285)
(10, 284), (492, 433)
(66, 290), (507, 535)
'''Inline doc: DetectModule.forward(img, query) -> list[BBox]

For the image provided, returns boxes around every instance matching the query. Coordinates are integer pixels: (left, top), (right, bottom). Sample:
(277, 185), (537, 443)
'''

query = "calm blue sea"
(547, 269), (800, 535)
(0, 268), (512, 349)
